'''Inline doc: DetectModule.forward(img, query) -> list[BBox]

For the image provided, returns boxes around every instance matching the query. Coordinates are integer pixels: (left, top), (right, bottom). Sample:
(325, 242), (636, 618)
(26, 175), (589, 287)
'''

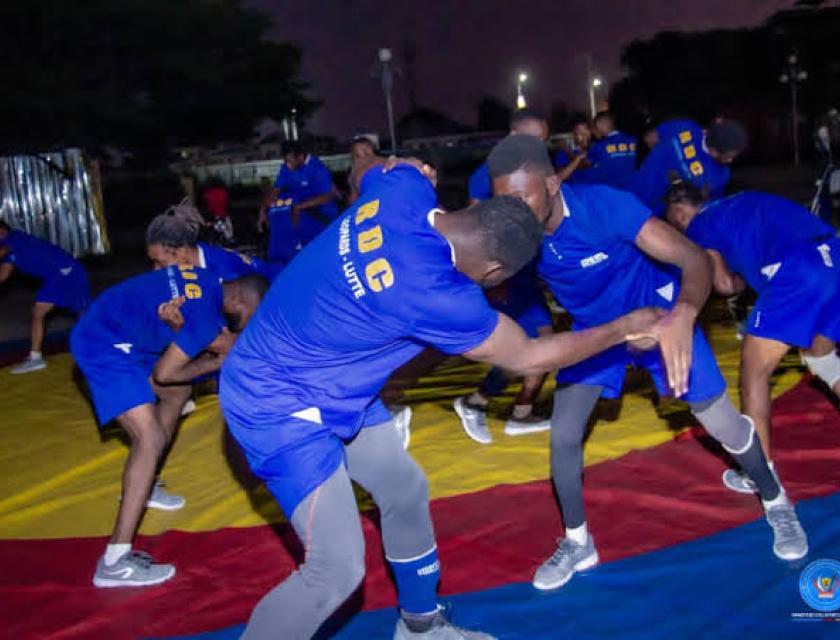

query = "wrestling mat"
(2, 324), (839, 639)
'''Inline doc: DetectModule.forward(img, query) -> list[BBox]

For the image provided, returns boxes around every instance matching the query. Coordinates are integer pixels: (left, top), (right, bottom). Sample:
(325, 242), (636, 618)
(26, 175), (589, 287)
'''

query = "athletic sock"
(389, 547), (440, 616)
(103, 543), (131, 566)
(466, 392), (489, 407)
(762, 491), (789, 510)
(566, 523), (589, 545)
(732, 438), (781, 502)
(511, 404), (533, 420)
(29, 350), (42, 360)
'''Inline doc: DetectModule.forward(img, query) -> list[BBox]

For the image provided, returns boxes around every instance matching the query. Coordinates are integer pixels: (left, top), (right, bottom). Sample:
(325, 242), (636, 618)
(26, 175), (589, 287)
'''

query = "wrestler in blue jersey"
(0, 222), (90, 374)
(630, 118), (746, 216)
(668, 185), (840, 496)
(70, 266), (265, 590)
(219, 157), (651, 639)
(258, 142), (338, 264)
(72, 267), (226, 424)
(488, 133), (807, 594)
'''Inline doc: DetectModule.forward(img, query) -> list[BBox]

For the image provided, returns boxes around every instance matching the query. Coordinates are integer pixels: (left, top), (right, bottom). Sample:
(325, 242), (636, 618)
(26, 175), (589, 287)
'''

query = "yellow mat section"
(0, 324), (802, 540)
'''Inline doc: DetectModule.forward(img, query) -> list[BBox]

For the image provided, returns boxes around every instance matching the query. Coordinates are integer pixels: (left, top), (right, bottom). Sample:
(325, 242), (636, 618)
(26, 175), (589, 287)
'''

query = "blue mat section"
(169, 491), (840, 639)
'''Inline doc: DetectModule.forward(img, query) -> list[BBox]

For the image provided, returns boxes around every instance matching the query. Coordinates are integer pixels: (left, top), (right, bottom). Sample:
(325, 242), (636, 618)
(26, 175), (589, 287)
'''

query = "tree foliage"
(0, 0), (316, 154)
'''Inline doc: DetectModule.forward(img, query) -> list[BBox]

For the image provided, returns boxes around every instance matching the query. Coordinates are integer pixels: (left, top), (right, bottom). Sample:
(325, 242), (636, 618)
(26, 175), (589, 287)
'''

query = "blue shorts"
(748, 240), (840, 348)
(555, 325), (726, 402)
(223, 396), (391, 516)
(36, 263), (89, 313)
(70, 331), (157, 426)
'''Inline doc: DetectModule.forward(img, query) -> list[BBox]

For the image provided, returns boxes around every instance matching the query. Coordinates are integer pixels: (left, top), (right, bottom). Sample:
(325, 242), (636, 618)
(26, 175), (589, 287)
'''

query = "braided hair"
(145, 198), (204, 249)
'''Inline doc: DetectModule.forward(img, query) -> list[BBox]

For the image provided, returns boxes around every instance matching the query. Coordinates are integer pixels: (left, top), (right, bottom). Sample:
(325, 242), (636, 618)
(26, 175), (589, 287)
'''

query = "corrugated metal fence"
(0, 149), (108, 256)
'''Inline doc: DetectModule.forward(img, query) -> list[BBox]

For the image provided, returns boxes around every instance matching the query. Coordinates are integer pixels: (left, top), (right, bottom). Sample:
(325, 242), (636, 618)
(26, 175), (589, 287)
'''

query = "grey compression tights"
(551, 386), (783, 533)
(242, 421), (436, 640)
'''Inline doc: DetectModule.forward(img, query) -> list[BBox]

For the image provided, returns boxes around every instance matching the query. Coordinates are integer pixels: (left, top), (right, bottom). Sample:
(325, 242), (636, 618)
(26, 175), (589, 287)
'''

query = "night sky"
(248, 0), (796, 138)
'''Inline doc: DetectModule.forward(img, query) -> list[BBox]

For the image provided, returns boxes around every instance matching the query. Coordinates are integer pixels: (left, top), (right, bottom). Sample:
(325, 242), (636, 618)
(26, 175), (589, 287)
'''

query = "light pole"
(516, 72), (528, 110)
(589, 77), (603, 119)
(780, 51), (808, 166)
(378, 48), (397, 154)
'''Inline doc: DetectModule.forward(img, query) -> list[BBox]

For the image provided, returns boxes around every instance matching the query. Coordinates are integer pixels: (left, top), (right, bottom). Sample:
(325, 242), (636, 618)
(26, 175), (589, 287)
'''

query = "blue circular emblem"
(800, 559), (840, 612)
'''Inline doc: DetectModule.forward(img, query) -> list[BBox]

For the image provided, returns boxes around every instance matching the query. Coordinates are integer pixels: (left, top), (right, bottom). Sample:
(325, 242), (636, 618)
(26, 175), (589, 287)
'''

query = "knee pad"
(690, 392), (754, 454)
(802, 351), (840, 389)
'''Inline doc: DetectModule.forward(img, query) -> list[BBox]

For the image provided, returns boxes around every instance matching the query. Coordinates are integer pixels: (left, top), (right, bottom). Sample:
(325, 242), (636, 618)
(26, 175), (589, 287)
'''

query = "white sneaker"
(504, 414), (552, 437)
(393, 406), (412, 449)
(453, 397), (492, 444)
(147, 481), (185, 511)
(10, 356), (46, 374)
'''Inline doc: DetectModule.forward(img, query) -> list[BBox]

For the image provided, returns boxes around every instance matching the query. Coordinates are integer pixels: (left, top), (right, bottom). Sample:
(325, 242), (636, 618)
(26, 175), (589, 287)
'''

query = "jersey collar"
(428, 209), (456, 265)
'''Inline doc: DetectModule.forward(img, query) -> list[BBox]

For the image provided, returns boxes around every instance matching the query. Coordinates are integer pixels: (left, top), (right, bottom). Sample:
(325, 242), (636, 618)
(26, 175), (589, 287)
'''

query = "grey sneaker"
(532, 536), (599, 591)
(722, 468), (757, 494)
(92, 550), (175, 588)
(147, 481), (185, 511)
(766, 499), (808, 560)
(722, 465), (781, 495)
(453, 397), (492, 444)
(10, 356), (46, 374)
(504, 414), (551, 437)
(394, 607), (496, 639)
(393, 406), (412, 450)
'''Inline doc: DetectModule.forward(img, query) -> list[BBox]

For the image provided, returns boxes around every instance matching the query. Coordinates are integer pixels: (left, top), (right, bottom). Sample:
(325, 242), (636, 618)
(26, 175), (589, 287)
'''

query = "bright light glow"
(592, 77), (603, 88)
(518, 72), (528, 84)
(378, 48), (392, 63)
(517, 94), (527, 109)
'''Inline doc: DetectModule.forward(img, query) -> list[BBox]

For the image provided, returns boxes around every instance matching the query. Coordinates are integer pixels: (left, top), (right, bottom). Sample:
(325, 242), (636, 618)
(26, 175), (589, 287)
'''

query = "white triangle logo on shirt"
(60, 267), (72, 276)
(291, 407), (323, 424)
(760, 262), (782, 280)
(656, 282), (674, 302)
(113, 343), (133, 354)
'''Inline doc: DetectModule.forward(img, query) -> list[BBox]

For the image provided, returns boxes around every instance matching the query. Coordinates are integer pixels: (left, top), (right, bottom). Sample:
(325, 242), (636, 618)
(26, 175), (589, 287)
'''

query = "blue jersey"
(197, 242), (280, 282)
(539, 184), (675, 328)
(221, 165), (498, 440)
(273, 155), (338, 220)
(1, 229), (77, 280)
(631, 119), (730, 216)
(72, 266), (225, 361)
(468, 161), (492, 201)
(685, 192), (836, 294)
(586, 131), (638, 189)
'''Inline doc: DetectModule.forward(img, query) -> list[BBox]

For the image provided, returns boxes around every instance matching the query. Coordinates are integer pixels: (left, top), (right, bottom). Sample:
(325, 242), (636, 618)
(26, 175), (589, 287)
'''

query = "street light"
(780, 51), (808, 166)
(378, 48), (397, 154)
(589, 77), (603, 119)
(516, 72), (528, 109)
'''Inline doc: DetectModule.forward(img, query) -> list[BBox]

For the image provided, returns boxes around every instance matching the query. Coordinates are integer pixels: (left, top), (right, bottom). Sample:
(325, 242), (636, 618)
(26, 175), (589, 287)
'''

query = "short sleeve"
(410, 276), (500, 355)
(174, 282), (224, 358)
(468, 163), (491, 201)
(554, 149), (572, 169)
(586, 185), (652, 243)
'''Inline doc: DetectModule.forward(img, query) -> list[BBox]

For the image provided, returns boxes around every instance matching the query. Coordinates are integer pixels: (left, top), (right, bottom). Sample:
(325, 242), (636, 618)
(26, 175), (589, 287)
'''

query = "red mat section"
(3, 379), (840, 639)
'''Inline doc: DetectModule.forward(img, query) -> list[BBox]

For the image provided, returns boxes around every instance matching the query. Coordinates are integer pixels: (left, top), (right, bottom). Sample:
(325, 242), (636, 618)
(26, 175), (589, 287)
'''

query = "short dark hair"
(473, 195), (543, 275)
(145, 199), (203, 249)
(281, 140), (306, 157)
(706, 119), (748, 155)
(230, 273), (269, 299)
(487, 133), (554, 179)
(351, 135), (377, 150)
(570, 114), (590, 129)
(665, 180), (706, 207)
(510, 108), (547, 129)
